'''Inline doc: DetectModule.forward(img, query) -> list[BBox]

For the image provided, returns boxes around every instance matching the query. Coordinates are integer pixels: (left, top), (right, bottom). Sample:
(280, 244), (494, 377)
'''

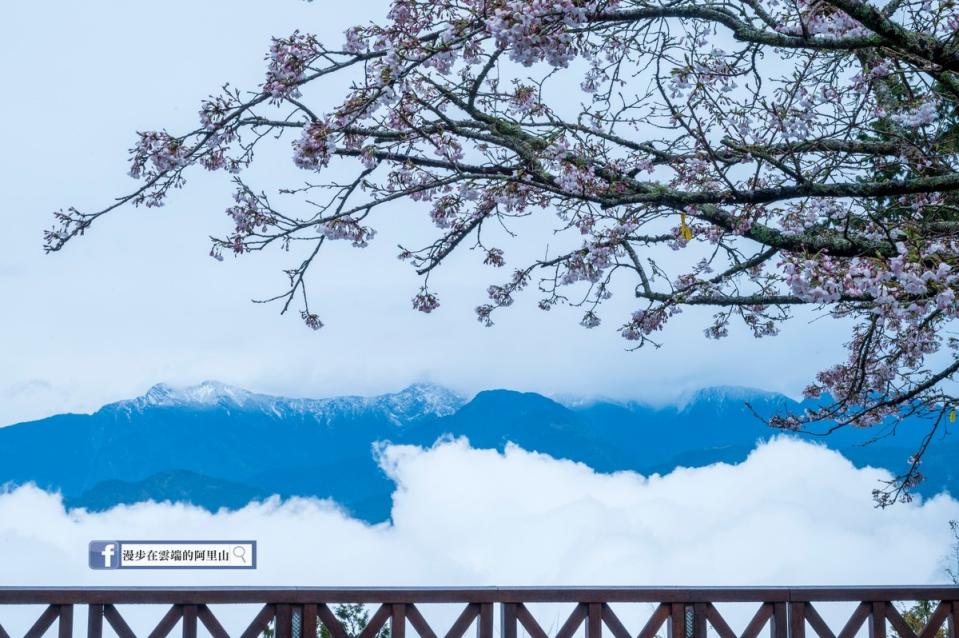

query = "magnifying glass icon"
(233, 545), (248, 563)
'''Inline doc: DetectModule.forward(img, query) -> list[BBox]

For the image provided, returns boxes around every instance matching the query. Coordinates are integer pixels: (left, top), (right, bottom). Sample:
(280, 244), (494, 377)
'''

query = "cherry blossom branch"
(47, 0), (959, 503)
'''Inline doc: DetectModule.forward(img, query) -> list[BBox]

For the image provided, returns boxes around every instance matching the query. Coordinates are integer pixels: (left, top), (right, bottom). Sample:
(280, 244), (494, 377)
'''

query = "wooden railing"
(0, 588), (956, 638)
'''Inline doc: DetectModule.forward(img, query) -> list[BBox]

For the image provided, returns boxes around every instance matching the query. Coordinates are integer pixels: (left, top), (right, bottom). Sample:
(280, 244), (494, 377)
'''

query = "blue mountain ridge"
(0, 381), (954, 522)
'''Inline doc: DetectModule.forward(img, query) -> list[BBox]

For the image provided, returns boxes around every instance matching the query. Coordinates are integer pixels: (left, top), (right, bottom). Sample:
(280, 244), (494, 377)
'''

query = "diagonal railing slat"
(316, 603), (348, 638)
(198, 605), (230, 638)
(637, 603), (671, 638)
(918, 602), (951, 638)
(838, 603), (872, 638)
(741, 603), (774, 638)
(556, 603), (588, 638)
(104, 605), (137, 638)
(705, 603), (738, 638)
(443, 604), (479, 638)
(239, 604), (275, 638)
(514, 603), (548, 638)
(357, 604), (391, 638)
(147, 605), (183, 638)
(406, 603), (438, 638)
(599, 603), (632, 638)
(24, 605), (59, 638)
(805, 603), (838, 638)
(885, 604), (918, 638)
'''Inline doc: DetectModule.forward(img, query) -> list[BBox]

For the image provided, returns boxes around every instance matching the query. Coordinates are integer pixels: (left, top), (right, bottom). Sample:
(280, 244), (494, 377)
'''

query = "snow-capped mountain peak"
(107, 380), (465, 423)
(382, 382), (465, 419)
(675, 385), (792, 412)
(140, 380), (256, 407)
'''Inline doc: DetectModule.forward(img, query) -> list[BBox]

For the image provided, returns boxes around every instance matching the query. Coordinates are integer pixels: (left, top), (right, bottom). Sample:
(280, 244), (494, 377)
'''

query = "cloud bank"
(0, 438), (956, 634)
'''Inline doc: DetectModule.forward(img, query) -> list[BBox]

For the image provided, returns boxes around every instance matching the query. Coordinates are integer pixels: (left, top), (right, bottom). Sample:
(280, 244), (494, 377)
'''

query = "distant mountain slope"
(1, 382), (954, 522)
(0, 382), (464, 520)
(63, 470), (271, 512)
(409, 390), (634, 473)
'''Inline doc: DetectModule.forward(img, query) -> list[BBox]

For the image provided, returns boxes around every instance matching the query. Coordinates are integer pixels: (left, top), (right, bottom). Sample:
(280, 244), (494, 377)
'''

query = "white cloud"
(0, 438), (956, 636)
(0, 438), (955, 596)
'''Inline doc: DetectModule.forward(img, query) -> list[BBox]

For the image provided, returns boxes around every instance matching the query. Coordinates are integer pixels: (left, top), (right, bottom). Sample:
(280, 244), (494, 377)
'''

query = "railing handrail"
(1, 586), (958, 604)
(2, 586), (958, 638)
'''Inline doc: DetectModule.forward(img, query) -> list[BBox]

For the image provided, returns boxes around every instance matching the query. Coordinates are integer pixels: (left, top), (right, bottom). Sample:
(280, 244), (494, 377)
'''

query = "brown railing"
(0, 588), (956, 638)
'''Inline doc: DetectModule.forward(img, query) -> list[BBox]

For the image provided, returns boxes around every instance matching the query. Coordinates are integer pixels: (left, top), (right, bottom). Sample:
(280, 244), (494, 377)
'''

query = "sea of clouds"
(0, 437), (956, 636)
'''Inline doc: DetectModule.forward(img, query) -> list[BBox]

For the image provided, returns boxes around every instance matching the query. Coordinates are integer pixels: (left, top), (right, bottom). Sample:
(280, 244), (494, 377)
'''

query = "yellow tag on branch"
(680, 212), (693, 241)
(950, 410), (956, 423)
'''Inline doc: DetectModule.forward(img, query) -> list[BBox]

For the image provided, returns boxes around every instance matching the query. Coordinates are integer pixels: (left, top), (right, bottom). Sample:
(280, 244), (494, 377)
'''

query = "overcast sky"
(1, 2), (957, 600)
(0, 1), (854, 426)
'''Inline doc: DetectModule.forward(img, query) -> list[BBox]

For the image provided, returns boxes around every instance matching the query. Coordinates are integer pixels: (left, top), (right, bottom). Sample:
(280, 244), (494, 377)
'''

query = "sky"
(1, 1), (957, 604)
(0, 0), (860, 426)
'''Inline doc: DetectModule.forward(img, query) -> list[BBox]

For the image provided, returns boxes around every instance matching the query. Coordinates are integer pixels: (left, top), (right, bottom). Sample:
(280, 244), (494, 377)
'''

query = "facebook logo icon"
(89, 541), (119, 569)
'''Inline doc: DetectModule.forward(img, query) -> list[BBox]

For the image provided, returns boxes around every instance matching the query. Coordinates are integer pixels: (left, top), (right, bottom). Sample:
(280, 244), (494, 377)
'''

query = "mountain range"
(0, 381), (955, 522)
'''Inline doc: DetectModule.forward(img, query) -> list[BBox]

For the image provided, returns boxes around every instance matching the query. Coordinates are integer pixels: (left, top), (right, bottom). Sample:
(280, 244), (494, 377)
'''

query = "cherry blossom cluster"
(890, 99), (940, 129)
(263, 31), (323, 99)
(320, 217), (376, 248)
(218, 186), (284, 255)
(622, 305), (683, 343)
(509, 83), (547, 117)
(484, 0), (609, 67)
(477, 269), (532, 326)
(128, 131), (188, 181)
(412, 288), (440, 313)
(293, 120), (336, 170)
(774, 0), (870, 37)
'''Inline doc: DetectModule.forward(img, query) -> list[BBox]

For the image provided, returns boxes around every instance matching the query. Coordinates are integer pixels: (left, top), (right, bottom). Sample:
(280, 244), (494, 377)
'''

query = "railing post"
(869, 602), (887, 638)
(87, 605), (103, 638)
(59, 605), (73, 638)
(476, 603), (493, 638)
(946, 601), (957, 638)
(668, 603), (686, 638)
(692, 604), (706, 638)
(182, 605), (198, 638)
(789, 602), (806, 638)
(303, 605), (317, 638)
(277, 604), (293, 638)
(501, 603), (517, 638)
(588, 603), (602, 638)
(772, 603), (787, 638)
(392, 604), (407, 638)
